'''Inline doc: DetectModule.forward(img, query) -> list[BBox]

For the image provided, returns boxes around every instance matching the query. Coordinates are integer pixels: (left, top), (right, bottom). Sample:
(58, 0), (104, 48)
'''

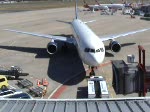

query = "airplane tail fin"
(75, 0), (79, 19)
(95, 0), (101, 6)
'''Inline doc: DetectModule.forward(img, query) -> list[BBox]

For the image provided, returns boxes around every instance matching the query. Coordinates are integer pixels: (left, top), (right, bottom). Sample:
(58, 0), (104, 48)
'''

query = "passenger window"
(0, 78), (5, 82)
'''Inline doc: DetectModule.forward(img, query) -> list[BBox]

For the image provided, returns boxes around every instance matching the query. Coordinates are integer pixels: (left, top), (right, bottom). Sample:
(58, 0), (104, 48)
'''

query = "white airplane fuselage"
(71, 19), (105, 66)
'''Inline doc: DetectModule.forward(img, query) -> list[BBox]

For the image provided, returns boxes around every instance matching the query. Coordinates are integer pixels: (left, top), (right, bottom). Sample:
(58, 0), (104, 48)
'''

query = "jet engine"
(47, 42), (57, 55)
(109, 41), (121, 52)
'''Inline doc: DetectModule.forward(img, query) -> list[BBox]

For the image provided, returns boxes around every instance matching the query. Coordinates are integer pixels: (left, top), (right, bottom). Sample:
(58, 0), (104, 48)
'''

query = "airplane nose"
(90, 54), (103, 66)
(94, 57), (102, 65)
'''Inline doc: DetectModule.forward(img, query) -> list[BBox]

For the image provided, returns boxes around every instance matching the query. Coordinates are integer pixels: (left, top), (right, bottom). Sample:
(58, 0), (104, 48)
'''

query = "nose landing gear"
(89, 66), (96, 77)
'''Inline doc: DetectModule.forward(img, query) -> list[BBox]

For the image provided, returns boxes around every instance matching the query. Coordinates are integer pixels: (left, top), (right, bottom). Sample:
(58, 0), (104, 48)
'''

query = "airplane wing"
(100, 28), (150, 42)
(84, 20), (96, 24)
(4, 29), (75, 44)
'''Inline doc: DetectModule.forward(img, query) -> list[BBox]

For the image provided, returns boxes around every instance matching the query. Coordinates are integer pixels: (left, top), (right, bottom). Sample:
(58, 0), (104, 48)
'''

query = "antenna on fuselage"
(75, 0), (79, 19)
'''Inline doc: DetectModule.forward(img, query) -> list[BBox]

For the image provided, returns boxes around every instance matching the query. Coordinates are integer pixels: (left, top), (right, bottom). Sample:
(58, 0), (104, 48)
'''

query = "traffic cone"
(37, 79), (41, 87)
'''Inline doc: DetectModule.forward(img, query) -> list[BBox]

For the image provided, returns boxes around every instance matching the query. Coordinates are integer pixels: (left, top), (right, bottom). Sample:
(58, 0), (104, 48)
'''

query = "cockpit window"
(90, 49), (95, 53)
(85, 48), (95, 53)
(84, 48), (90, 52)
(84, 48), (104, 53)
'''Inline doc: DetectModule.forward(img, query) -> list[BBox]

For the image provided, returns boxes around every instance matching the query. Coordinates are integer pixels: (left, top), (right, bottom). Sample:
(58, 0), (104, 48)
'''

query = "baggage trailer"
(28, 86), (43, 97)
(17, 79), (33, 89)
(88, 76), (109, 98)
(99, 81), (109, 98)
(88, 81), (96, 98)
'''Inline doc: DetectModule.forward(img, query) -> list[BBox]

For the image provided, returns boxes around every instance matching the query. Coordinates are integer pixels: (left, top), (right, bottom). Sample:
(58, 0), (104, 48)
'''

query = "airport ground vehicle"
(7, 93), (32, 99)
(29, 86), (44, 97)
(0, 89), (22, 98)
(0, 75), (8, 89)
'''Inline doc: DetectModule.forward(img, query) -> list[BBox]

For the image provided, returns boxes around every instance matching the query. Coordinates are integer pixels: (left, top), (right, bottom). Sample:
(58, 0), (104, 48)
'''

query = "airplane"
(4, 0), (150, 74)
(95, 0), (125, 10)
(83, 0), (109, 12)
(83, 0), (125, 13)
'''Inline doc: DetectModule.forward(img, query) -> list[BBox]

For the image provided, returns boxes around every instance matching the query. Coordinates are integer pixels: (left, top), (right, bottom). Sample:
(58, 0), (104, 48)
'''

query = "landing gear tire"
(1, 85), (7, 90)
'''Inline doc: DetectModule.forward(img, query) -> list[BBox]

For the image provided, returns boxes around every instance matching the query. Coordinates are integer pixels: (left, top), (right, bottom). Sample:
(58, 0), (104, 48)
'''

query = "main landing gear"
(89, 66), (96, 77)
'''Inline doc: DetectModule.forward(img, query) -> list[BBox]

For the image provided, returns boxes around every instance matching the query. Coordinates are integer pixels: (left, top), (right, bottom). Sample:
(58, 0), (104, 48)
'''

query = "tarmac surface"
(0, 7), (150, 99)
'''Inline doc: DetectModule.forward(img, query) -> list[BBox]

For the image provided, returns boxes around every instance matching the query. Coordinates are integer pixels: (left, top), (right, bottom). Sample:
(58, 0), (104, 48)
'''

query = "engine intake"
(47, 42), (57, 55)
(109, 41), (121, 52)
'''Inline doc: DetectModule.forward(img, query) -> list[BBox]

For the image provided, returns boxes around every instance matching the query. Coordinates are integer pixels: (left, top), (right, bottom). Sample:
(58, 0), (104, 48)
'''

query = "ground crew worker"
(42, 86), (47, 96)
(42, 78), (49, 87)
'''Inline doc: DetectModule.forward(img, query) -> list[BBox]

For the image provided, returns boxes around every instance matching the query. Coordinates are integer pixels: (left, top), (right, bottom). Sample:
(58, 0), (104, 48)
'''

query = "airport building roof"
(1, 98), (150, 112)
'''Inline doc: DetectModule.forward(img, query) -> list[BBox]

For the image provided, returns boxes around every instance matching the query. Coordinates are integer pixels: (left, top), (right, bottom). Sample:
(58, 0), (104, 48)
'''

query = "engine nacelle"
(47, 42), (57, 55)
(109, 41), (121, 52)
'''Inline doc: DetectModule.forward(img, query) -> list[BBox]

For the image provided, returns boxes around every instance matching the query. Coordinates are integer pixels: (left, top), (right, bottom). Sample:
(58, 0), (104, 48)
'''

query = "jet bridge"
(112, 45), (150, 96)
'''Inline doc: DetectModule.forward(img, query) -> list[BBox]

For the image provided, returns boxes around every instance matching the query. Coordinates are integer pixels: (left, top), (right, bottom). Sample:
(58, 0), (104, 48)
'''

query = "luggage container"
(99, 81), (109, 98)
(17, 79), (33, 89)
(88, 81), (96, 98)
